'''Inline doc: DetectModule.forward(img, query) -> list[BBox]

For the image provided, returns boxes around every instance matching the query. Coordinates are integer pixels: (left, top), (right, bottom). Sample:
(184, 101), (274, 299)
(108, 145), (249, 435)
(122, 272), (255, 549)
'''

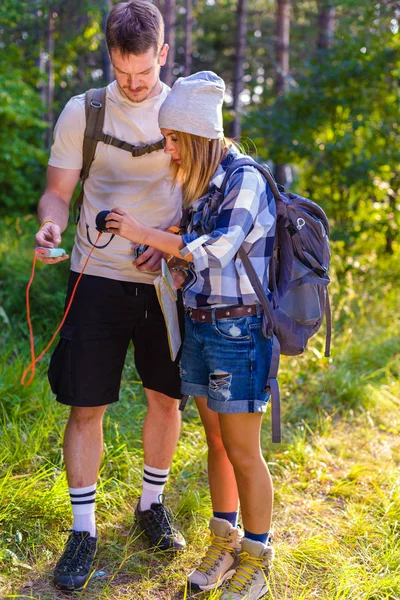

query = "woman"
(106, 71), (276, 600)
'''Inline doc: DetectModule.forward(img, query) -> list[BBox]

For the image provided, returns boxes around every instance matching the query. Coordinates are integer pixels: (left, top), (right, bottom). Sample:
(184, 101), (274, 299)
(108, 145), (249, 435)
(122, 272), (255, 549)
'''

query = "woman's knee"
(206, 431), (226, 455)
(223, 442), (261, 474)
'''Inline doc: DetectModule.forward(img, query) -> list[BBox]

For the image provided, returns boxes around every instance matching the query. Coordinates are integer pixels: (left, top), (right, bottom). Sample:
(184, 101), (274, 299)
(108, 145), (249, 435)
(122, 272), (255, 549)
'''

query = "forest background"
(0, 1), (399, 599)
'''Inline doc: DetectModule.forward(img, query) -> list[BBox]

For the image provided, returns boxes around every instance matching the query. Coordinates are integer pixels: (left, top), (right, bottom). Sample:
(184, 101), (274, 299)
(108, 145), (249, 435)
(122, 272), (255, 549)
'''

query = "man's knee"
(146, 390), (180, 418)
(68, 405), (107, 429)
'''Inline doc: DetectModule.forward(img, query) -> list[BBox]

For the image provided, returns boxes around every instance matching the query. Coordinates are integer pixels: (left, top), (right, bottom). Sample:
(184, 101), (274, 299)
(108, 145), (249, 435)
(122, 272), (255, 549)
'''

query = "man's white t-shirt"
(49, 80), (181, 284)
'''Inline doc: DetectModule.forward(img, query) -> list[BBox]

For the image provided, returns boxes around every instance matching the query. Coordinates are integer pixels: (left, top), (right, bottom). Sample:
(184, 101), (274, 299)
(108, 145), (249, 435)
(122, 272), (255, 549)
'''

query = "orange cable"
(21, 233), (102, 387)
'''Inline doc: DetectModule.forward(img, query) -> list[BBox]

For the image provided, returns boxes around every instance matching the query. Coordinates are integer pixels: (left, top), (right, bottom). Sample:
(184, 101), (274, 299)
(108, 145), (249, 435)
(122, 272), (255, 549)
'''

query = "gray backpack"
(216, 158), (332, 443)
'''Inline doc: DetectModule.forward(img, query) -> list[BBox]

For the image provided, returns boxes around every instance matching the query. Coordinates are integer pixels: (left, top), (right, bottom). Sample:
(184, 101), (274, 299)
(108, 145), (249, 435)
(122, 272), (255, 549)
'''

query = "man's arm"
(35, 165), (81, 264)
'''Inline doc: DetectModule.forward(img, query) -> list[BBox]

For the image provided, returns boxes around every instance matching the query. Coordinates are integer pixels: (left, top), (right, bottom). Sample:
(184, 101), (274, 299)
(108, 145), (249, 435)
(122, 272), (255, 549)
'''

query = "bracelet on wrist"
(40, 219), (56, 229)
(167, 226), (181, 235)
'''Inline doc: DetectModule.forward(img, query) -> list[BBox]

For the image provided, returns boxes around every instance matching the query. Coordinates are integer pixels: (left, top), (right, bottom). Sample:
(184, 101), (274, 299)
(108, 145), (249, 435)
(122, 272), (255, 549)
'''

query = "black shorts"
(48, 271), (183, 407)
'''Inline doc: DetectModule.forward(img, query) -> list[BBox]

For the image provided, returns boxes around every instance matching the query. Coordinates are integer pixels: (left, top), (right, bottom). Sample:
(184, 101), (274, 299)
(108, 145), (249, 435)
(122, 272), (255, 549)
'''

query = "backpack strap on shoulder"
(217, 157), (282, 203)
(73, 87), (107, 222)
(82, 87), (107, 180)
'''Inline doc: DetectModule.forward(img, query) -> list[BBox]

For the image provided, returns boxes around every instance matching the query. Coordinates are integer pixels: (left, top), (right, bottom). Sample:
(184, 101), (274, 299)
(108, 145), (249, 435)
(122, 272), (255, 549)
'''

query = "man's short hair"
(106, 0), (164, 56)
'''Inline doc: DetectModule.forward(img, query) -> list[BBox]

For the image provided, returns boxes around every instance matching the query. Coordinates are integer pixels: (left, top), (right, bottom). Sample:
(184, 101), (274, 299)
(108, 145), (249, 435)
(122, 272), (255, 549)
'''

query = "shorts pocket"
(48, 323), (77, 397)
(212, 316), (251, 341)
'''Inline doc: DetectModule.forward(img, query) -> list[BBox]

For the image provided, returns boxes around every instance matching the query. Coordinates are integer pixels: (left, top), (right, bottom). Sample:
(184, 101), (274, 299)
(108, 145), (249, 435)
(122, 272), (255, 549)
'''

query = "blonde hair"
(170, 132), (230, 206)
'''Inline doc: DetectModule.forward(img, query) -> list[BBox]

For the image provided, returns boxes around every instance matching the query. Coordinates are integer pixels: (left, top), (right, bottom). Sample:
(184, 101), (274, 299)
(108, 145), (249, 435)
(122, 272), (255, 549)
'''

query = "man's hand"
(35, 222), (69, 264)
(133, 246), (163, 272)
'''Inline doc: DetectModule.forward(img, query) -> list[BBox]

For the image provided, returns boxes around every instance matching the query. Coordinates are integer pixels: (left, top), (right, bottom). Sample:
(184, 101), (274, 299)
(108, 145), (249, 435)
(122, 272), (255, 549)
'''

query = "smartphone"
(36, 247), (67, 258)
(133, 244), (149, 260)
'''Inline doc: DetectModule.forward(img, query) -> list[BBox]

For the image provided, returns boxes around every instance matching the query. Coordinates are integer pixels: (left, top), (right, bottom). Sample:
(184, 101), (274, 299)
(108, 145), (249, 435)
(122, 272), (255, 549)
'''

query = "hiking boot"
(53, 530), (97, 592)
(220, 538), (274, 600)
(188, 517), (242, 592)
(135, 501), (186, 551)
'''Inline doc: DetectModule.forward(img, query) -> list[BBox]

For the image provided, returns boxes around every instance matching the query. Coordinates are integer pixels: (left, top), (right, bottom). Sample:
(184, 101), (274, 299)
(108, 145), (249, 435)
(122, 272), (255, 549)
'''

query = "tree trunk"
(317, 0), (336, 50)
(39, 42), (47, 108)
(160, 0), (176, 87)
(275, 0), (291, 97)
(274, 0), (291, 185)
(46, 9), (55, 149)
(33, 8), (46, 112)
(385, 185), (398, 254)
(231, 0), (248, 140)
(101, 0), (113, 84)
(184, 0), (193, 76)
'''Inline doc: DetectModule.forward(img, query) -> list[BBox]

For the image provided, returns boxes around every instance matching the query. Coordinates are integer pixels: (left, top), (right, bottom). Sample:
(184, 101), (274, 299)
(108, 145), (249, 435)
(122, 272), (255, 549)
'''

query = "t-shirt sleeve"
(48, 96), (85, 170)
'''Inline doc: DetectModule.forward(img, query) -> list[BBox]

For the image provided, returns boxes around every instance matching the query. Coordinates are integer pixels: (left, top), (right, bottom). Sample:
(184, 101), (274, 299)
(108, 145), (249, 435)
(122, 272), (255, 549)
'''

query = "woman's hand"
(106, 209), (189, 262)
(166, 255), (188, 289)
(105, 208), (146, 243)
(170, 268), (187, 290)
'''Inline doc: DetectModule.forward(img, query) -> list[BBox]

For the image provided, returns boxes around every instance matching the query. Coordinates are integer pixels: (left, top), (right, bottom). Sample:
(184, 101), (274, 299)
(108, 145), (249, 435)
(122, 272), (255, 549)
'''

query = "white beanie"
(158, 71), (225, 139)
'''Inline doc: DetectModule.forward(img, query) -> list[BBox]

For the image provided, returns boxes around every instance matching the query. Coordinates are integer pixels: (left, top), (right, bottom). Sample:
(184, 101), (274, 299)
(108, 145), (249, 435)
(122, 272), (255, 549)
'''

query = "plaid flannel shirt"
(180, 147), (276, 308)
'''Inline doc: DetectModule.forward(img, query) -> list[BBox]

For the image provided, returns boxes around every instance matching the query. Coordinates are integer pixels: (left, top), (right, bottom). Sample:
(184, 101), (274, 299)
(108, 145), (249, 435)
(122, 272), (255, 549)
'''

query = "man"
(34, 1), (185, 592)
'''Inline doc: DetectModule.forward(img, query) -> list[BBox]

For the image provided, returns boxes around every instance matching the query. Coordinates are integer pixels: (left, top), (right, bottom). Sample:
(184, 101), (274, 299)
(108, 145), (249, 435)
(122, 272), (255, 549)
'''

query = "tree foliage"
(0, 0), (398, 253)
(245, 1), (400, 250)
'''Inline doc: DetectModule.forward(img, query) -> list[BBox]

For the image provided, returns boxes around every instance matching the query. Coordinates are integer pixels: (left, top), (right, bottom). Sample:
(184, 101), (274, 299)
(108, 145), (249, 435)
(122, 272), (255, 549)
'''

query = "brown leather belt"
(187, 305), (261, 322)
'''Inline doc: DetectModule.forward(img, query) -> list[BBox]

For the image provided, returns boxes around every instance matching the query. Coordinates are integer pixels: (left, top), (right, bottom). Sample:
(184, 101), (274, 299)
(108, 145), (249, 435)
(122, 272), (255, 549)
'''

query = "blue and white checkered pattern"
(180, 147), (276, 308)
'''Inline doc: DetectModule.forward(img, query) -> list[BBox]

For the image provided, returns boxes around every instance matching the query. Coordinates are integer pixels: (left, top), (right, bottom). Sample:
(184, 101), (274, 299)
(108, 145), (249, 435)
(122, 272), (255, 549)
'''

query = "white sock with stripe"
(69, 483), (97, 538)
(140, 464), (170, 511)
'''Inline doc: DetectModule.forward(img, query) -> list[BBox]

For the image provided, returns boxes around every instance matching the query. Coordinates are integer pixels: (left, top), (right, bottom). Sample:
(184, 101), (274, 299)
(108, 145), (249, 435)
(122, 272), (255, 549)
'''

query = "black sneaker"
(135, 502), (186, 551)
(53, 530), (97, 591)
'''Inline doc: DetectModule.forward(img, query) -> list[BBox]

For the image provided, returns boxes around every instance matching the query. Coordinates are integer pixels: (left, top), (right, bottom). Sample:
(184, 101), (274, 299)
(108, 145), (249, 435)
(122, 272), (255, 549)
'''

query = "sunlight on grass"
(1, 219), (400, 598)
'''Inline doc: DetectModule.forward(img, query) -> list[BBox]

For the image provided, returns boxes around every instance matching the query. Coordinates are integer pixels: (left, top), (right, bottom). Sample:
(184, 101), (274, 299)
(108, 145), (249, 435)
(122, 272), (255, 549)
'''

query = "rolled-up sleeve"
(180, 166), (264, 270)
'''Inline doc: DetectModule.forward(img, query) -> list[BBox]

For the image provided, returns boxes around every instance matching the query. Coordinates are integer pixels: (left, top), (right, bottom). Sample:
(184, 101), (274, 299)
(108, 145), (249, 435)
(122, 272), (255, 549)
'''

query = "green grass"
(0, 217), (399, 599)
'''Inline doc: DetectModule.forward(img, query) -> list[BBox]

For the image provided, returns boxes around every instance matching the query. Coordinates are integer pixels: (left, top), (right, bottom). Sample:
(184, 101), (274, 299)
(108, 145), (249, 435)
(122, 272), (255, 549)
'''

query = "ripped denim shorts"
(180, 309), (273, 414)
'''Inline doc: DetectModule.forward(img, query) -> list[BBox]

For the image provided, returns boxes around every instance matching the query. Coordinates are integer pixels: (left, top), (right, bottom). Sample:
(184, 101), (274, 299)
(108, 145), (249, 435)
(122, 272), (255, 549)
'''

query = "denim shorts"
(180, 309), (273, 414)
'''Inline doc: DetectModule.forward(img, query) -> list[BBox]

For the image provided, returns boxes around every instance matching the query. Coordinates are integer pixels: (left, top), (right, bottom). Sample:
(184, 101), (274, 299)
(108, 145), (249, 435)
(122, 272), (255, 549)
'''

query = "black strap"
(90, 132), (165, 157)
(82, 88), (107, 182)
(179, 394), (189, 411)
(239, 246), (282, 443)
(324, 289), (332, 357)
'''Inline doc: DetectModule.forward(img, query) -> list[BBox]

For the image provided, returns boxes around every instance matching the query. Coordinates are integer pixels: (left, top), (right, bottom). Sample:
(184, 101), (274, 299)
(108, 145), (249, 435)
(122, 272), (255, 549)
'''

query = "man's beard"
(119, 79), (159, 103)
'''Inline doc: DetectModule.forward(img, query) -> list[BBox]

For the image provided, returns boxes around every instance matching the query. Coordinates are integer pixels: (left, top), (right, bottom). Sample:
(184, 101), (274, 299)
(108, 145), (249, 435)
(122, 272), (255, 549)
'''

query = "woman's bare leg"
(219, 412), (273, 533)
(195, 396), (239, 513)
